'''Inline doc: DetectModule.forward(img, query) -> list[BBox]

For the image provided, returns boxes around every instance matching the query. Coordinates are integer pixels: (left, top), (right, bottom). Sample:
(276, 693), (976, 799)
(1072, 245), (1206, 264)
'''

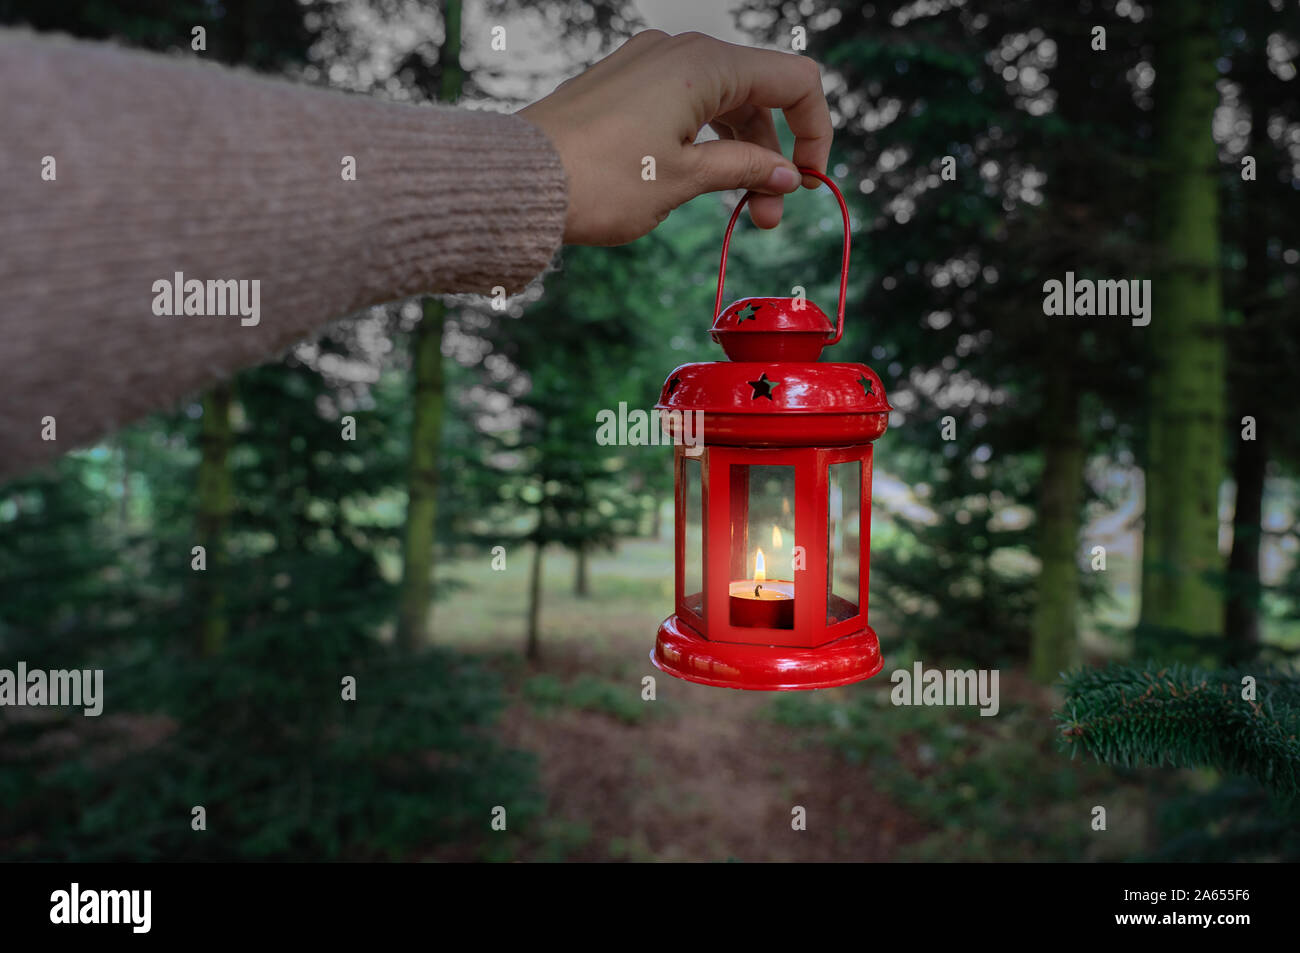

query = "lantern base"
(651, 614), (883, 691)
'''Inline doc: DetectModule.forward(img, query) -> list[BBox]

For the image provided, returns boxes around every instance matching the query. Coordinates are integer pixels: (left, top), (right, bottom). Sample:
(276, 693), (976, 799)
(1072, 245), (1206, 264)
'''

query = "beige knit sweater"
(0, 30), (568, 479)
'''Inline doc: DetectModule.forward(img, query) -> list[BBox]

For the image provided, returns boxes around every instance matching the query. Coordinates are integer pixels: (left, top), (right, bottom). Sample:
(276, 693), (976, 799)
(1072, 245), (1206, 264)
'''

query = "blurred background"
(2, 0), (1299, 862)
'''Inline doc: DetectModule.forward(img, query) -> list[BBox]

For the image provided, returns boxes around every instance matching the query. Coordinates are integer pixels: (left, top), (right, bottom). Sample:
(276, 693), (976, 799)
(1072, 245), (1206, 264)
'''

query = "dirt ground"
(495, 644), (932, 862)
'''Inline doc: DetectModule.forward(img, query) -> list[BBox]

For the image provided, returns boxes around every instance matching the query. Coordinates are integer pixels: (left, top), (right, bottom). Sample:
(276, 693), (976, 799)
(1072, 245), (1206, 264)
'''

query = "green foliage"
(523, 673), (647, 725)
(1058, 663), (1300, 799)
(870, 444), (1039, 665)
(0, 455), (122, 636)
(766, 676), (1128, 861)
(0, 354), (542, 860)
(1149, 778), (1300, 862)
(1, 641), (536, 861)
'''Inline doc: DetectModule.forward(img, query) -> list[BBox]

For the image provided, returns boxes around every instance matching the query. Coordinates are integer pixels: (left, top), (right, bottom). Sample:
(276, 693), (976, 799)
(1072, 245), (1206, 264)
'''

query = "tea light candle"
(729, 548), (794, 628)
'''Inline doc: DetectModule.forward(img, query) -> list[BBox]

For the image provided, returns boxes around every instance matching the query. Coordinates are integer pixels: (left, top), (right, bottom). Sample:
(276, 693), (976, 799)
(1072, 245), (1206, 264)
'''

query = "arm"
(1, 28), (566, 476)
(0, 28), (831, 478)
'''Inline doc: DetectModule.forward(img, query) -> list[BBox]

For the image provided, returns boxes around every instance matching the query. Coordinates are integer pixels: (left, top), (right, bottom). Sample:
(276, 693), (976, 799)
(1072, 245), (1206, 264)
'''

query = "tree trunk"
(1223, 102), (1272, 664)
(396, 298), (447, 652)
(195, 382), (234, 658)
(1030, 359), (1083, 683)
(649, 487), (663, 540)
(525, 539), (544, 662)
(1139, 0), (1226, 656)
(395, 1), (461, 653)
(1224, 428), (1264, 662)
(574, 543), (589, 597)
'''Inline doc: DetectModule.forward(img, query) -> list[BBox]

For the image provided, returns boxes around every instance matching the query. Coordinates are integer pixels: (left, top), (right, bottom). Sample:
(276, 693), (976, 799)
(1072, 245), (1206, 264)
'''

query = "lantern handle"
(713, 167), (851, 347)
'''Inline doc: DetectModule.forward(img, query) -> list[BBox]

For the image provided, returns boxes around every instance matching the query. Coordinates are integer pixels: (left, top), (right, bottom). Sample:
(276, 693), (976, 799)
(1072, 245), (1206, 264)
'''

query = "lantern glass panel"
(730, 463), (796, 587)
(682, 455), (704, 619)
(827, 460), (861, 623)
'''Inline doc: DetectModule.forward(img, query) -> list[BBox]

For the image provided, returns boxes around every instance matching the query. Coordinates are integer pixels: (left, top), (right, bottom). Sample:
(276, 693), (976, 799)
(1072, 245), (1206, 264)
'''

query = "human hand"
(518, 30), (833, 246)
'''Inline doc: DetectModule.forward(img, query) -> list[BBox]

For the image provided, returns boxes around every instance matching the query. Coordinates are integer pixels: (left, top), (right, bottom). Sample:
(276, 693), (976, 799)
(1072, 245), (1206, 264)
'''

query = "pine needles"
(1057, 663), (1300, 800)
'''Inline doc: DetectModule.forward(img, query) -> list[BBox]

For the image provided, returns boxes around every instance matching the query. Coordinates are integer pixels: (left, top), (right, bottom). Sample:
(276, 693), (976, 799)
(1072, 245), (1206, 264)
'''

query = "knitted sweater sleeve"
(0, 29), (568, 478)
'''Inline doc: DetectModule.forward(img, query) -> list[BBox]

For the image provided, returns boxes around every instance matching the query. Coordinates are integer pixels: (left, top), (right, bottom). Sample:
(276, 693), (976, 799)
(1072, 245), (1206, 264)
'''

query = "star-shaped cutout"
(748, 372), (779, 400)
(736, 303), (762, 324)
(857, 374), (875, 397)
(665, 376), (681, 398)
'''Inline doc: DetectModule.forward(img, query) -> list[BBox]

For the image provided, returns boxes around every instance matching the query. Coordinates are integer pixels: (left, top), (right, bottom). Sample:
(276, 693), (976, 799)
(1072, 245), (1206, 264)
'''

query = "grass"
(432, 537), (674, 661)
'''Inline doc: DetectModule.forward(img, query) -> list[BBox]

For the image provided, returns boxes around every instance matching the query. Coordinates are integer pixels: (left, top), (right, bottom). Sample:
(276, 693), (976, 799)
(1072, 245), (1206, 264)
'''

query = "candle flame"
(754, 547), (766, 582)
(771, 525), (784, 550)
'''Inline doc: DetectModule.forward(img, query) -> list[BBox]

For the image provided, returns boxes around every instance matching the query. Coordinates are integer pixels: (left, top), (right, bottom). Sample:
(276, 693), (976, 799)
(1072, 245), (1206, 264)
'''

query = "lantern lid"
(658, 361), (890, 414)
(711, 296), (834, 362)
(655, 360), (891, 447)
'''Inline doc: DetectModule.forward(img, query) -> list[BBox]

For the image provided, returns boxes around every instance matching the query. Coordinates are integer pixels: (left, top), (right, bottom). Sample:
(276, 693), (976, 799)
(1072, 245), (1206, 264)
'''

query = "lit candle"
(729, 542), (794, 628)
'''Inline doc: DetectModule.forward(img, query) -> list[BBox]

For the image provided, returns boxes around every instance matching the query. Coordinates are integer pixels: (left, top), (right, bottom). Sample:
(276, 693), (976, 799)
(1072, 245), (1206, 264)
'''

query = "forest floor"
(431, 539), (1153, 862)
(496, 650), (928, 862)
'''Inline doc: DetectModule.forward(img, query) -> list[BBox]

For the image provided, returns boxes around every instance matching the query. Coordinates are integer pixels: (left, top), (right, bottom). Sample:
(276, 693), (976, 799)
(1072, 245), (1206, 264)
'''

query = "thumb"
(689, 139), (802, 197)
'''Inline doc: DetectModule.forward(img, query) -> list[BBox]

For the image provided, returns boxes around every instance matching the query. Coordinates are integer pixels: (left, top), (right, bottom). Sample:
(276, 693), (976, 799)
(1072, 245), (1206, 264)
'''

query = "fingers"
(690, 138), (800, 228)
(705, 41), (833, 189)
(710, 106), (788, 228)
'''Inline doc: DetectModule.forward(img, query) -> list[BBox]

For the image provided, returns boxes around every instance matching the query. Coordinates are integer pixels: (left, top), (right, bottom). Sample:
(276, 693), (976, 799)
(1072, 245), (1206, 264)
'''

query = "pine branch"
(1056, 663), (1300, 799)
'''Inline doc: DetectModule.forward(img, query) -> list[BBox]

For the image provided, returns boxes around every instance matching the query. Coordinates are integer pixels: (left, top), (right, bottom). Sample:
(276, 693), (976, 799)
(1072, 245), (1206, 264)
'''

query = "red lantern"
(651, 169), (891, 690)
